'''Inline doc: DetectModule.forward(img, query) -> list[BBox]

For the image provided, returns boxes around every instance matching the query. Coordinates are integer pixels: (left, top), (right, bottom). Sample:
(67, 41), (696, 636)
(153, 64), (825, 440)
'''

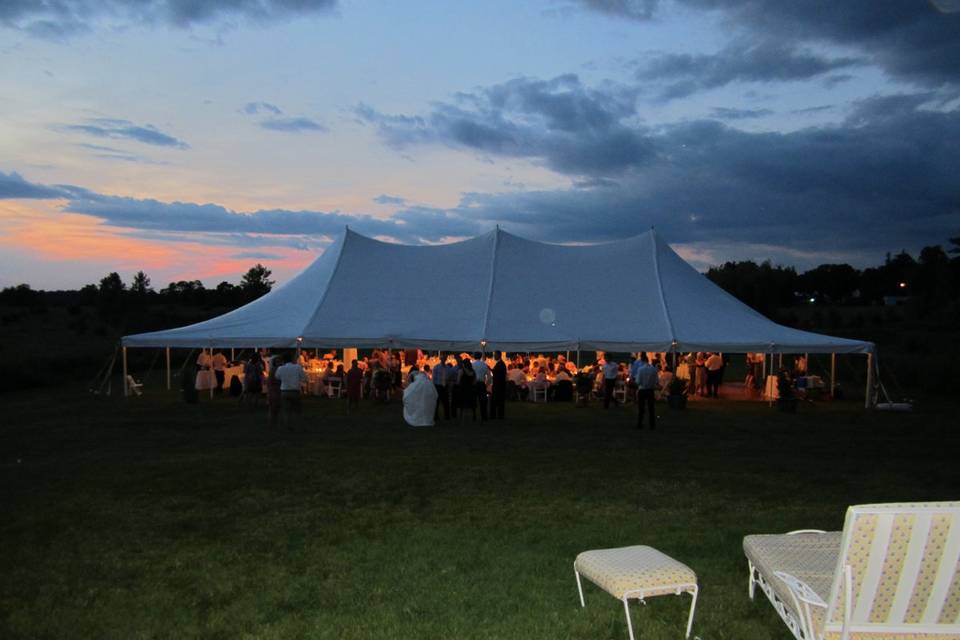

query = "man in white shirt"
(602, 358), (620, 408)
(705, 352), (724, 398)
(275, 354), (307, 430)
(471, 352), (490, 421)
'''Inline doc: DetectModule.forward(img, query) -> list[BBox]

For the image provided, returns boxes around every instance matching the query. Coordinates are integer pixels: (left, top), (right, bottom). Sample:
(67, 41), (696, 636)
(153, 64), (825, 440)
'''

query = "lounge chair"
(744, 501), (960, 640)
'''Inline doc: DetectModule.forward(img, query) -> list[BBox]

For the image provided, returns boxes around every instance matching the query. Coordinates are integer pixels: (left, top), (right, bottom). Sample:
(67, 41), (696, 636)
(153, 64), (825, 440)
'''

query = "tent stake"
(166, 347), (171, 391)
(122, 346), (129, 397)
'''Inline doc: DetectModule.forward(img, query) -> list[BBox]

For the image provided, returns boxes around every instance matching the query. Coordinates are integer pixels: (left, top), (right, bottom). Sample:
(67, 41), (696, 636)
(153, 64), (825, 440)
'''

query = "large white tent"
(123, 227), (874, 355)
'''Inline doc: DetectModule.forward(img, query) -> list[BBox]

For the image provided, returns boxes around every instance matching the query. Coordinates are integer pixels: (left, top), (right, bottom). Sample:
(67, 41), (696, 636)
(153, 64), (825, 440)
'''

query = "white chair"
(744, 501), (960, 640)
(531, 385), (548, 403)
(126, 375), (143, 396)
(325, 378), (344, 398)
(614, 380), (628, 404)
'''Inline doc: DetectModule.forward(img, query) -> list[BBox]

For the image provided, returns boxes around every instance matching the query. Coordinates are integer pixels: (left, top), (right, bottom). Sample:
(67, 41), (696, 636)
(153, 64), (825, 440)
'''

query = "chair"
(325, 377), (344, 398)
(744, 501), (960, 640)
(126, 375), (143, 396)
(613, 380), (628, 404)
(531, 384), (548, 403)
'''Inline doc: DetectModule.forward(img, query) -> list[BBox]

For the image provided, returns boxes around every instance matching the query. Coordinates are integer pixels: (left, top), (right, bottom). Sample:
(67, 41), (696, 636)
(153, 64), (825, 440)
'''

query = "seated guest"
(506, 363), (528, 400)
(657, 366), (674, 400)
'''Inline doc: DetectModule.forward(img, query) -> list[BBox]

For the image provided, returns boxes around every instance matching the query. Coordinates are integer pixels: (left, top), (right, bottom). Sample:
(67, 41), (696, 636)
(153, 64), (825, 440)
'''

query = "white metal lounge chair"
(744, 501), (960, 640)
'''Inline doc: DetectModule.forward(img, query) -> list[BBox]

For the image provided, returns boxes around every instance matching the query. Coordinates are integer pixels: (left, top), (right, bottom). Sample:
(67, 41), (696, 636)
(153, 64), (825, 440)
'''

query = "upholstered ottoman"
(575, 545), (699, 640)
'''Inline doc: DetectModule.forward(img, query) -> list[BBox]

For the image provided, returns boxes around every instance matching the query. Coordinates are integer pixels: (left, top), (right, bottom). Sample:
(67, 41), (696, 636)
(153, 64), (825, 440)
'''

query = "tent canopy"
(122, 228), (873, 354)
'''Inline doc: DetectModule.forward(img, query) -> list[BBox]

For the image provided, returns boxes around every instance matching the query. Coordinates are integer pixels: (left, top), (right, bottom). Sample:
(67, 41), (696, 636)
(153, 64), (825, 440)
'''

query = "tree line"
(704, 239), (960, 320)
(2, 239), (959, 322)
(1, 264), (275, 310)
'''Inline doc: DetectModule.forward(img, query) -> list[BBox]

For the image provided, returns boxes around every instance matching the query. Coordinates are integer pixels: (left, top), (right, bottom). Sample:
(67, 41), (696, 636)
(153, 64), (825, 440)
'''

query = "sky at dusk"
(1, 0), (959, 290)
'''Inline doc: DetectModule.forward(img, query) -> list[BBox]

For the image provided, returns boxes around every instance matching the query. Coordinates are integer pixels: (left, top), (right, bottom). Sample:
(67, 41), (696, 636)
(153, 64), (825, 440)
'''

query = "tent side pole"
(208, 346), (214, 399)
(166, 347), (171, 391)
(830, 353), (836, 398)
(122, 346), (129, 397)
(865, 352), (874, 409)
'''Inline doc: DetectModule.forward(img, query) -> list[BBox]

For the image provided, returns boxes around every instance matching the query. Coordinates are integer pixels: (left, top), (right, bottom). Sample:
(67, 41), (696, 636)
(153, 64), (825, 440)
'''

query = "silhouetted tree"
(0, 283), (43, 307)
(240, 264), (274, 300)
(706, 260), (798, 316)
(798, 264), (860, 303)
(130, 271), (152, 295)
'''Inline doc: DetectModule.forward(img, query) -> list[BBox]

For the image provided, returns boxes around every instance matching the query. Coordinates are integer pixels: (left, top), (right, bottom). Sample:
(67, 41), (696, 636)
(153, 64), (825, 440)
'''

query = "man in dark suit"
(490, 351), (507, 419)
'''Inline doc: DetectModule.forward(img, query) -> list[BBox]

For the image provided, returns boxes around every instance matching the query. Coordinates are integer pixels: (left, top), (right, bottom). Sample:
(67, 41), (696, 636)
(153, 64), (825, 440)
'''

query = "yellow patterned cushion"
(744, 532), (843, 634)
(575, 545), (697, 599)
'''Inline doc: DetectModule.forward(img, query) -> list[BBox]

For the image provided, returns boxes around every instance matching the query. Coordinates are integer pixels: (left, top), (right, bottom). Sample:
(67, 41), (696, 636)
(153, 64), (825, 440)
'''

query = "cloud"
(230, 251), (286, 261)
(6, 86), (959, 269)
(76, 143), (164, 164)
(374, 194), (406, 205)
(0, 0), (338, 39)
(59, 118), (189, 148)
(677, 0), (960, 89)
(575, 1), (959, 91)
(242, 101), (282, 115)
(356, 74), (652, 176)
(0, 170), (70, 199)
(576, 0), (659, 20)
(636, 41), (863, 101)
(259, 117), (327, 133)
(710, 107), (774, 120)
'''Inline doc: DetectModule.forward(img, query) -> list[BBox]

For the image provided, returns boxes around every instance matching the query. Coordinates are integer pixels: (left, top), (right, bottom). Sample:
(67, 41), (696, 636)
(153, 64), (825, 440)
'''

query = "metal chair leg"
(575, 566), (585, 607)
(686, 586), (699, 638)
(623, 598), (636, 640)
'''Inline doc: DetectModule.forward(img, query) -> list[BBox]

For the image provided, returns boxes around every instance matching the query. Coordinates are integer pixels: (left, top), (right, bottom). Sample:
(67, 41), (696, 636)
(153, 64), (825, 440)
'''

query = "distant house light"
(898, 282), (907, 288)
(808, 297), (816, 303)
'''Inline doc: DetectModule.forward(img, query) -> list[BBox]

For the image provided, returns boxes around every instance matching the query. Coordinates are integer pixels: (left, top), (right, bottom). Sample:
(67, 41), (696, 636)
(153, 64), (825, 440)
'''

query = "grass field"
(1, 389), (957, 639)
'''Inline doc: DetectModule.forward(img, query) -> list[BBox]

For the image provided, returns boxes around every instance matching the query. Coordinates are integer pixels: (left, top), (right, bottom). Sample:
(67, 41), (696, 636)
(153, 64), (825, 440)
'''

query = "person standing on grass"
(211, 349), (228, 393)
(602, 357), (620, 408)
(458, 357), (477, 422)
(471, 352), (490, 421)
(433, 354), (451, 421)
(629, 352), (658, 430)
(490, 351), (507, 419)
(705, 352), (724, 398)
(240, 352), (263, 407)
(275, 353), (307, 431)
(346, 359), (363, 412)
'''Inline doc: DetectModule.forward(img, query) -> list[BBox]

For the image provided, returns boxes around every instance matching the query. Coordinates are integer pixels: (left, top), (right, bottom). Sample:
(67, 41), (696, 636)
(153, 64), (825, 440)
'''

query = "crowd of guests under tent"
(179, 347), (831, 428)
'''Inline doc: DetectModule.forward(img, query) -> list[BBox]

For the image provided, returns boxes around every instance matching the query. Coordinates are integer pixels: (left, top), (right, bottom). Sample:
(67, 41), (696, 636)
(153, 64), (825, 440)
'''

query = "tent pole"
(830, 353), (836, 398)
(166, 347), (171, 391)
(231, 347), (235, 362)
(864, 352), (874, 409)
(122, 346), (129, 397)
(208, 346), (214, 399)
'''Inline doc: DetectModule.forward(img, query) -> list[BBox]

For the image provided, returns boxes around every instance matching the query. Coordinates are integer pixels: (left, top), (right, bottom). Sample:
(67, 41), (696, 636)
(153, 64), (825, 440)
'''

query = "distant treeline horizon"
(2, 238), (959, 322)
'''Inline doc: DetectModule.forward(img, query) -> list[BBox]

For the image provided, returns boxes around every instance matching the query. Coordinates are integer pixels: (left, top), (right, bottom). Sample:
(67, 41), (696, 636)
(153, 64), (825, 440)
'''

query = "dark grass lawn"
(1, 389), (957, 639)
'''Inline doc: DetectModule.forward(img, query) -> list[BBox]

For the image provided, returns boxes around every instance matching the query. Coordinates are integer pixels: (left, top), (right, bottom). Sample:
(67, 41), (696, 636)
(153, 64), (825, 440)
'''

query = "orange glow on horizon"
(0, 201), (316, 287)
